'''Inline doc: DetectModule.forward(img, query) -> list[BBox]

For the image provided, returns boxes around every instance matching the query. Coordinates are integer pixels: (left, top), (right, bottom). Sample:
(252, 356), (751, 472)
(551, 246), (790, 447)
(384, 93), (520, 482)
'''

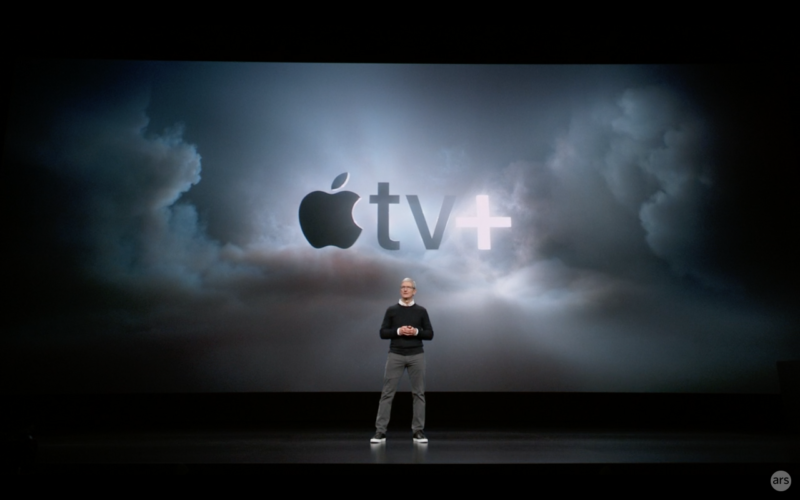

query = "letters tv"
(299, 179), (511, 250)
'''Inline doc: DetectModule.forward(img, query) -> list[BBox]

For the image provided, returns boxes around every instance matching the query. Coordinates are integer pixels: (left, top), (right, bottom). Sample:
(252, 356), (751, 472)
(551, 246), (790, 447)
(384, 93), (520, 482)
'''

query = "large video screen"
(3, 61), (796, 392)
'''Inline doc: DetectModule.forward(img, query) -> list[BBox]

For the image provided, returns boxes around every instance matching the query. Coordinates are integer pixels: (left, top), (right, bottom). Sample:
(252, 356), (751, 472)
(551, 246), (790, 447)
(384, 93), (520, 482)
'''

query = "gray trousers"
(375, 352), (426, 433)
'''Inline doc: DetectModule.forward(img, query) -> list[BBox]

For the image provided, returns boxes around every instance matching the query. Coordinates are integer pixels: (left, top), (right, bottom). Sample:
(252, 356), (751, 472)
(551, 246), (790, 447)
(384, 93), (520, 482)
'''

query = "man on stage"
(371, 278), (434, 444)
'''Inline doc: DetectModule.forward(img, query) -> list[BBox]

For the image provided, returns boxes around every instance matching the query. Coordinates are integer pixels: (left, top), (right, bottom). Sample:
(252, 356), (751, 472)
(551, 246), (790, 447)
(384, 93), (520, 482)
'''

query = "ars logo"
(771, 471), (791, 492)
(299, 173), (512, 250)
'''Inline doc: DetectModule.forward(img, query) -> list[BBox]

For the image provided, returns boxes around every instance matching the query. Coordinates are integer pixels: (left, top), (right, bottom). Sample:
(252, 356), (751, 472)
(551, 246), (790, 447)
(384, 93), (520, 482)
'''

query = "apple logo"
(299, 172), (362, 248)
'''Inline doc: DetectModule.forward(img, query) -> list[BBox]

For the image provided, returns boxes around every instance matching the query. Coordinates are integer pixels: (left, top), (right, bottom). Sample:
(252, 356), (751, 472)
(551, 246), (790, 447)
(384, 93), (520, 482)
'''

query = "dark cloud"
(3, 62), (796, 393)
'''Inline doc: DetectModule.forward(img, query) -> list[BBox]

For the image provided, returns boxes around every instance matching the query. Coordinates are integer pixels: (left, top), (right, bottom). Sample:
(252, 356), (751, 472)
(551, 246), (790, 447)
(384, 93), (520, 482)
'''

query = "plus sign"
(456, 195), (511, 250)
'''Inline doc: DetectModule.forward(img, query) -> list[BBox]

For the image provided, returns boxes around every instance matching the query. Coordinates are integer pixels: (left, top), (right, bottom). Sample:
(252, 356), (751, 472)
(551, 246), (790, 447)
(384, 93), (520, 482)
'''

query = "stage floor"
(34, 426), (798, 464)
(16, 426), (796, 491)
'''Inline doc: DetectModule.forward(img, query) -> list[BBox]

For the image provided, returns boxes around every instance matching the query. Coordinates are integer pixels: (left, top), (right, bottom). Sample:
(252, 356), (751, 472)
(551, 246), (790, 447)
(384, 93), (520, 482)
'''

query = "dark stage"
(4, 393), (798, 492)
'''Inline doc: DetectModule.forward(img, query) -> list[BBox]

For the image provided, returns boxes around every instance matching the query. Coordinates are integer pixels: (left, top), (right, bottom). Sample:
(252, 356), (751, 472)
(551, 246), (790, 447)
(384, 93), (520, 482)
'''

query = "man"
(371, 278), (434, 444)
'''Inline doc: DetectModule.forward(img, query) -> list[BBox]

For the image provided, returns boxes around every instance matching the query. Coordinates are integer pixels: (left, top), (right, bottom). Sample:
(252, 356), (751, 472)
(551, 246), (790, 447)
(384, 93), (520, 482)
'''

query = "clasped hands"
(398, 325), (418, 336)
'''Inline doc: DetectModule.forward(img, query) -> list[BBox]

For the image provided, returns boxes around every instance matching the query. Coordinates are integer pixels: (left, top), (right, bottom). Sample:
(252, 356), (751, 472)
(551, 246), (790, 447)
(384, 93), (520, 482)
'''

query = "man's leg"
(407, 353), (426, 432)
(375, 353), (405, 434)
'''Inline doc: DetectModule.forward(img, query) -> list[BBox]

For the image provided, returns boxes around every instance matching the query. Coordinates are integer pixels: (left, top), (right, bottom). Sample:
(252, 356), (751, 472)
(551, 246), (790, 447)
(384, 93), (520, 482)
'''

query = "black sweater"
(380, 303), (434, 355)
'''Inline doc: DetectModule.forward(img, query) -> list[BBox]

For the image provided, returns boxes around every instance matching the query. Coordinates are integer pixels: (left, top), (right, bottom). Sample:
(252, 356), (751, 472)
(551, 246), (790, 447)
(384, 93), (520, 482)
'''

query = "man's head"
(400, 278), (416, 303)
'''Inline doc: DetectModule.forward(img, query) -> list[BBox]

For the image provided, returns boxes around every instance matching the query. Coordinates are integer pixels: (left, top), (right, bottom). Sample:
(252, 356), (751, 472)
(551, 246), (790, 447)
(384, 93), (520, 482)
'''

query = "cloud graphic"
(3, 62), (796, 393)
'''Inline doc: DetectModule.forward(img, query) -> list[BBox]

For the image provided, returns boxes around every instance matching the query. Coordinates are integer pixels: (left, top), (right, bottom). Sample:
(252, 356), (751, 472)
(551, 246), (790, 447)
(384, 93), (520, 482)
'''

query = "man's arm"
(379, 307), (398, 339)
(415, 308), (434, 340)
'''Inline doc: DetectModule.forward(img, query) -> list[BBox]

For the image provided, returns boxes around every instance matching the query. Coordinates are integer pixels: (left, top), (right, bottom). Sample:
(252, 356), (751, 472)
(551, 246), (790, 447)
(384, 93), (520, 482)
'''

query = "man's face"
(400, 281), (416, 302)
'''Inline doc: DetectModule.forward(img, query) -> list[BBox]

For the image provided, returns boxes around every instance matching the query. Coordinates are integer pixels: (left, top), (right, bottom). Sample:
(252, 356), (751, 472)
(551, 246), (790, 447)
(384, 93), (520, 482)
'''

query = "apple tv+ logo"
(299, 173), (511, 250)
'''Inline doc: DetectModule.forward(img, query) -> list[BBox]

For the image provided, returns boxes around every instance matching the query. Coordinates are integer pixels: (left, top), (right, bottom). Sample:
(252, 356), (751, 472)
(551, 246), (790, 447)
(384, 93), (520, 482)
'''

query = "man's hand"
(398, 325), (417, 336)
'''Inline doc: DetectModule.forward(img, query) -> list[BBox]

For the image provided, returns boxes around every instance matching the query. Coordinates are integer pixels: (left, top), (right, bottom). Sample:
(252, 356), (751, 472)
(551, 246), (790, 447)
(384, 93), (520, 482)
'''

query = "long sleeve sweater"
(380, 302), (434, 355)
